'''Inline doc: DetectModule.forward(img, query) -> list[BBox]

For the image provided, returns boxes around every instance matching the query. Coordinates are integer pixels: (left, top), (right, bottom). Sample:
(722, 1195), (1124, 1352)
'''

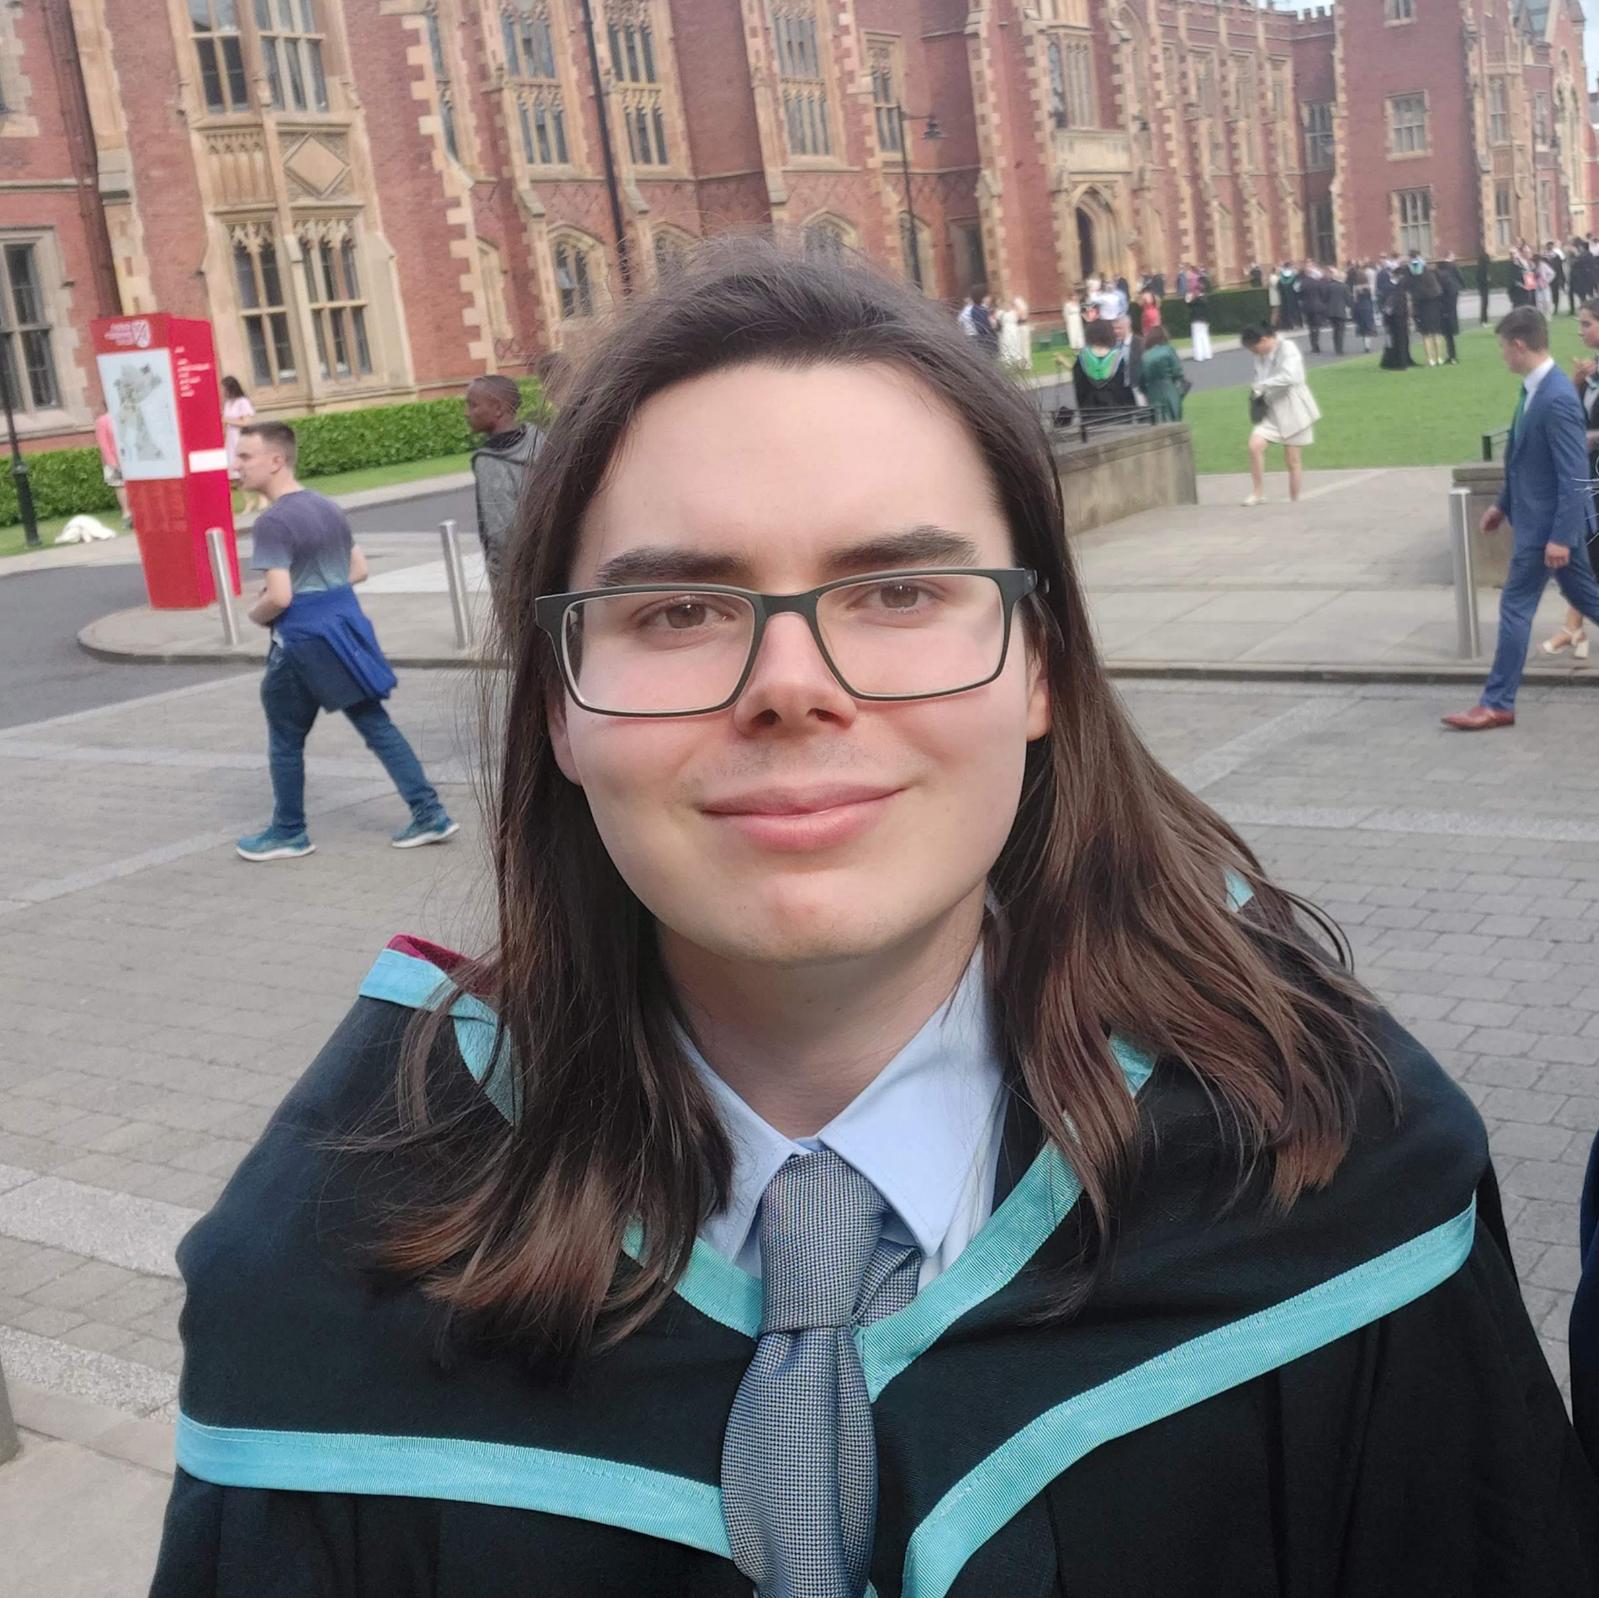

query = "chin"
(693, 882), (909, 969)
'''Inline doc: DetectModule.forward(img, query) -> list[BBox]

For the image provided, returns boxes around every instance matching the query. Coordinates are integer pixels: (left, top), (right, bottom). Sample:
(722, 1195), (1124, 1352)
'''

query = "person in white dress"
(1062, 292), (1085, 351)
(997, 297), (1033, 376)
(1241, 325), (1321, 506)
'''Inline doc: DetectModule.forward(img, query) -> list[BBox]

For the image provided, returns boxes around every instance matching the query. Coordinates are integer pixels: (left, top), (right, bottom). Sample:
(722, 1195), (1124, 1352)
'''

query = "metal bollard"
(439, 518), (476, 650)
(206, 526), (241, 647)
(0, 1349), (19, 1465)
(1449, 485), (1480, 660)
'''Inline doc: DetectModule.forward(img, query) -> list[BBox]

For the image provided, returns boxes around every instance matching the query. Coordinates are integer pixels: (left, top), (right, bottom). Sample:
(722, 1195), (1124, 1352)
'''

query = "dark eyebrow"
(590, 526), (983, 590)
(819, 526), (982, 577)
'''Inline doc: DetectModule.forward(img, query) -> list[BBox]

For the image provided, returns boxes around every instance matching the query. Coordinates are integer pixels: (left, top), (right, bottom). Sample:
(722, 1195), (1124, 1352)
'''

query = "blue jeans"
(1482, 540), (1599, 710)
(261, 649), (442, 835)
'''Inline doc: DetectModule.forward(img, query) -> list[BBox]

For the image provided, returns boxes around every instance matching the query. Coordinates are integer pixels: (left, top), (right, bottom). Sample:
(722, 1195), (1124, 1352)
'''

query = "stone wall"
(1055, 421), (1197, 539)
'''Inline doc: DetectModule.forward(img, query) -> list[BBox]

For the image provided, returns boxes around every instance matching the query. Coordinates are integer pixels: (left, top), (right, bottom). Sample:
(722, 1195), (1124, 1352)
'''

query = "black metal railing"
(1032, 380), (1157, 444)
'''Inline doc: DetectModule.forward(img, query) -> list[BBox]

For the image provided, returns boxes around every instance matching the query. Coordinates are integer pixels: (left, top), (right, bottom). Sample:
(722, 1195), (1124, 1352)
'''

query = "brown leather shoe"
(1441, 706), (1516, 730)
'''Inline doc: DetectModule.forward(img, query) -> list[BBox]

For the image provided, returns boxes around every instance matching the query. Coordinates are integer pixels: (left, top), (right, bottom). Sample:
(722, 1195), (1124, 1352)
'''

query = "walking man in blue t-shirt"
(236, 421), (458, 860)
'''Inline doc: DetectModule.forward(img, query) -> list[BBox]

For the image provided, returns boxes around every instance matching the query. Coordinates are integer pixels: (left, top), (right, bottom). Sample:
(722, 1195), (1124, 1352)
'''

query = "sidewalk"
(0, 467), (474, 581)
(75, 465), (1597, 687)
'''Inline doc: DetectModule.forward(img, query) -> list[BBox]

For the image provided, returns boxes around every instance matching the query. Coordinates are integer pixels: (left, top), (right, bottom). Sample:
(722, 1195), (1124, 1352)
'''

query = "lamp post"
(0, 350), (39, 550)
(893, 105), (943, 292)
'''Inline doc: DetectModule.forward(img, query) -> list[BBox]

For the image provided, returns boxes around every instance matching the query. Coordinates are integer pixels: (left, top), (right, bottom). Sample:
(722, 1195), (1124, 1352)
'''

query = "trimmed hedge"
(0, 378), (548, 528)
(0, 446), (118, 527)
(288, 379), (547, 478)
(1158, 287), (1271, 338)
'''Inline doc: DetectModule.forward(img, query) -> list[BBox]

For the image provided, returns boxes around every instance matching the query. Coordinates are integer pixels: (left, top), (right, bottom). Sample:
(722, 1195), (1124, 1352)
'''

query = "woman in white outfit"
(1062, 291), (1085, 351)
(997, 296), (1033, 375)
(1241, 324), (1320, 506)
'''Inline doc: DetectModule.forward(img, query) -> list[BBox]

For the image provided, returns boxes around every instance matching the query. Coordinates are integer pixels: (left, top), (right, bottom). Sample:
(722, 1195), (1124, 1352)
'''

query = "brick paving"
(1, 668), (1595, 1415)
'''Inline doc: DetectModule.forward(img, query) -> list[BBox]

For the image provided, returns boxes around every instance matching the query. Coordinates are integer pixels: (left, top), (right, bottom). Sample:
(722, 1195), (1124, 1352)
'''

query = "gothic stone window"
(1395, 187), (1432, 256)
(231, 223), (297, 388)
(1305, 102), (1333, 171)
(652, 227), (694, 281)
(552, 234), (603, 319)
(868, 35), (902, 154)
(1489, 79), (1509, 145)
(503, 0), (557, 77)
(189, 0), (330, 115)
(1494, 180), (1513, 249)
(296, 221), (372, 381)
(772, 2), (832, 158)
(607, 3), (669, 167)
(802, 216), (853, 261)
(505, 3), (569, 168)
(1388, 92), (1426, 155)
(0, 240), (61, 412)
(189, 0), (250, 114)
(256, 0), (328, 113)
(425, 4), (460, 161)
(1046, 34), (1094, 129)
(1384, 0), (1414, 19)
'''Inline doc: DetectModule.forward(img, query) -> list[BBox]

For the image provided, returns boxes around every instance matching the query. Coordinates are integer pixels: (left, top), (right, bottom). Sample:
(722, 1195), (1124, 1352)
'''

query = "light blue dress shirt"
(681, 949), (1009, 1289)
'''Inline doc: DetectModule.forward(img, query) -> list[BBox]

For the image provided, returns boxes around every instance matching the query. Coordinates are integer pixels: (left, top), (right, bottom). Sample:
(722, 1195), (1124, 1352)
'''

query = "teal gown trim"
(900, 1195), (1479, 1598)
(173, 1411), (733, 1560)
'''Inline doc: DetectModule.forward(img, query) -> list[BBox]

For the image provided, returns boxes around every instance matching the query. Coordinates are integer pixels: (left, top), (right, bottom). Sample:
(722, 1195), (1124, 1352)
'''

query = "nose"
(730, 612), (858, 733)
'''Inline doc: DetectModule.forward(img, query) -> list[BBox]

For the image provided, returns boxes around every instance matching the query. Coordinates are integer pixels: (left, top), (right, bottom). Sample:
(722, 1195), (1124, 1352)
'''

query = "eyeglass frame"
(532, 566), (1041, 718)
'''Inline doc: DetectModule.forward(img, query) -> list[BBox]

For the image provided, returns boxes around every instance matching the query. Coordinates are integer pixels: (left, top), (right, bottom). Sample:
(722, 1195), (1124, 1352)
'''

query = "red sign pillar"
(90, 313), (239, 609)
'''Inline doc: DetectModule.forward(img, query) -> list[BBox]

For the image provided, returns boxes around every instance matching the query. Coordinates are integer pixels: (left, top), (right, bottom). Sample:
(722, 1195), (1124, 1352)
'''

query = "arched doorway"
(1076, 206), (1097, 278)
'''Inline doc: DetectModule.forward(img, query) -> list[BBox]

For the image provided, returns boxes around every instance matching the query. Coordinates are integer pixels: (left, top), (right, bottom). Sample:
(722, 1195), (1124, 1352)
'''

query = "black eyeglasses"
(532, 567), (1039, 718)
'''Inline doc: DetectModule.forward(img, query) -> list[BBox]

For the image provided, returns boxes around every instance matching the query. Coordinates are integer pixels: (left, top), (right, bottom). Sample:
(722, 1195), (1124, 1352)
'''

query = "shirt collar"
(684, 947), (1005, 1267)
(1525, 357), (1556, 397)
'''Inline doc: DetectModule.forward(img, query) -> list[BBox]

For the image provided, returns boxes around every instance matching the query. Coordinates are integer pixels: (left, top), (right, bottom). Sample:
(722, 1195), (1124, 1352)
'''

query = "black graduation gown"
(149, 938), (1599, 1598)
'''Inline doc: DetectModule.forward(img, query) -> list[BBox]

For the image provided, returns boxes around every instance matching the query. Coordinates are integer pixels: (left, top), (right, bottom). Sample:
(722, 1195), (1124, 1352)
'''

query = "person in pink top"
(222, 375), (259, 512)
(95, 408), (131, 529)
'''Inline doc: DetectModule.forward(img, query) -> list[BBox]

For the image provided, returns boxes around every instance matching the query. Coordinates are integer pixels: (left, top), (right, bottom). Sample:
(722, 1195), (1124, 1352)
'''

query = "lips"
(699, 784), (904, 853)
(700, 783), (902, 817)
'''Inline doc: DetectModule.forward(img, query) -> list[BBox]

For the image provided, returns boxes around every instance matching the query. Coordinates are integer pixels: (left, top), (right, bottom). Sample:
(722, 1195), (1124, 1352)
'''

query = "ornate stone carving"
(282, 134), (351, 199)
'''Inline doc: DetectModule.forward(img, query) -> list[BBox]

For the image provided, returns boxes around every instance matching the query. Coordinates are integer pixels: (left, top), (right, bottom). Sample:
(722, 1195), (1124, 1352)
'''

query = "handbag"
(1179, 374), (1194, 398)
(1249, 392), (1268, 425)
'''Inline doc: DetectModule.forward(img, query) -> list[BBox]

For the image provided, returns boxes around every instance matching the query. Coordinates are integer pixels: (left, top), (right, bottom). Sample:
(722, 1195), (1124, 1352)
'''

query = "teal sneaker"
(391, 814), (460, 850)
(236, 827), (315, 862)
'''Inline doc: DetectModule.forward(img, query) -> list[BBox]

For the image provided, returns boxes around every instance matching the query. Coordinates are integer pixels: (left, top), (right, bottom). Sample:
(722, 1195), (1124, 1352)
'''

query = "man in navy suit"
(1444, 307), (1599, 729)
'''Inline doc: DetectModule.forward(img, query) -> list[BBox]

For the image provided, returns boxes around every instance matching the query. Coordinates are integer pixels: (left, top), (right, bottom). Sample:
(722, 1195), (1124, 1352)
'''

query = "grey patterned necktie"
(721, 1149), (921, 1598)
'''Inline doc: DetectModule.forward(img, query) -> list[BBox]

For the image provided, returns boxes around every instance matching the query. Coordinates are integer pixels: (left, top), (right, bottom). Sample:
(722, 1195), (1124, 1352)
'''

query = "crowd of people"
(1264, 255), (1465, 369)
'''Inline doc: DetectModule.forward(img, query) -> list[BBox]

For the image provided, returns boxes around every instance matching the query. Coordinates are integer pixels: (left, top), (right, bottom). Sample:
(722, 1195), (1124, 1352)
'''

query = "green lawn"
(0, 450), (473, 560)
(1183, 320), (1587, 475)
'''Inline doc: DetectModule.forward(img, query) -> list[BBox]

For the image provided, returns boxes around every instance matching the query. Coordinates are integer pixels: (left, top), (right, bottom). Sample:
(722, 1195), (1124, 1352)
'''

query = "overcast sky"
(1273, 0), (1599, 93)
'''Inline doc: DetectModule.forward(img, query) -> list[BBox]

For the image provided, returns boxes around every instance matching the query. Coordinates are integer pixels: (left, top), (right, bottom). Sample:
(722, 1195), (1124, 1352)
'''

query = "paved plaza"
(6, 527), (1599, 1588)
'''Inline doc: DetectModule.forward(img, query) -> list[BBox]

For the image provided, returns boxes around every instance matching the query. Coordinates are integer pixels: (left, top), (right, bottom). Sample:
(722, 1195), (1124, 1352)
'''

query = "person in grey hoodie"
(466, 374), (543, 597)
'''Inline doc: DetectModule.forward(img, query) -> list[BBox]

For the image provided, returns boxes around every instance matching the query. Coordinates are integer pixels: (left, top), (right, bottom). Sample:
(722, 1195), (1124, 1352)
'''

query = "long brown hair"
(360, 237), (1390, 1362)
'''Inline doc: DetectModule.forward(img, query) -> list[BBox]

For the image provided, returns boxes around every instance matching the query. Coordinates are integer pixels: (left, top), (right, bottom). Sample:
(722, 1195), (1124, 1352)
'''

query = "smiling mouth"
(699, 787), (903, 851)
(700, 785), (903, 818)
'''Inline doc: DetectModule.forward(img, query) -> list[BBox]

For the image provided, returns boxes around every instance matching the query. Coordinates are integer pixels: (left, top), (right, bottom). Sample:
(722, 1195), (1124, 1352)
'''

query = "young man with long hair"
(153, 244), (1596, 1596)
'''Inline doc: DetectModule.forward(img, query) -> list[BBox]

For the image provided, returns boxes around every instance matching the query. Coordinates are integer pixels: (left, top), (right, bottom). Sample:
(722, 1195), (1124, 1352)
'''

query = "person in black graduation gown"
(150, 239), (1599, 1598)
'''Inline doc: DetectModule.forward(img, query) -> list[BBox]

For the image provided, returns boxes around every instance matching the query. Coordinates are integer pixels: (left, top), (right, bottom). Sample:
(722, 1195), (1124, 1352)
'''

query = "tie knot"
(757, 1150), (890, 1334)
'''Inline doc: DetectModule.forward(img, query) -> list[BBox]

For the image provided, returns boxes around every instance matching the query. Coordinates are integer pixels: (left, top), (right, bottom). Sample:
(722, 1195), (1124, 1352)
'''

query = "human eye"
(843, 576), (949, 620)
(625, 592), (743, 638)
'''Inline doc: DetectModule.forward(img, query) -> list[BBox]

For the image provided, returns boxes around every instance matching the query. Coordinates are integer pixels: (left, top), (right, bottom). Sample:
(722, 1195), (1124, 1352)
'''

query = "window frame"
(1395, 187), (1432, 256)
(189, 0), (335, 118)
(296, 221), (373, 383)
(771, 3), (834, 161)
(867, 34), (903, 155)
(0, 238), (62, 415)
(551, 233), (604, 320)
(230, 223), (299, 390)
(1383, 0), (1415, 21)
(1304, 101), (1334, 171)
(1388, 91), (1427, 156)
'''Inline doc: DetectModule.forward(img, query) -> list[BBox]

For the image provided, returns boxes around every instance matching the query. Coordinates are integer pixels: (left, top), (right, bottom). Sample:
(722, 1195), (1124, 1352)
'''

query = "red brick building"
(7, 0), (1594, 449)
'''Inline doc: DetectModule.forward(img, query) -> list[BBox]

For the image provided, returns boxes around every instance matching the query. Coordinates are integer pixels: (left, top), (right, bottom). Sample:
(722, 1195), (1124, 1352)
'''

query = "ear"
(547, 691), (583, 787)
(1024, 634), (1051, 742)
